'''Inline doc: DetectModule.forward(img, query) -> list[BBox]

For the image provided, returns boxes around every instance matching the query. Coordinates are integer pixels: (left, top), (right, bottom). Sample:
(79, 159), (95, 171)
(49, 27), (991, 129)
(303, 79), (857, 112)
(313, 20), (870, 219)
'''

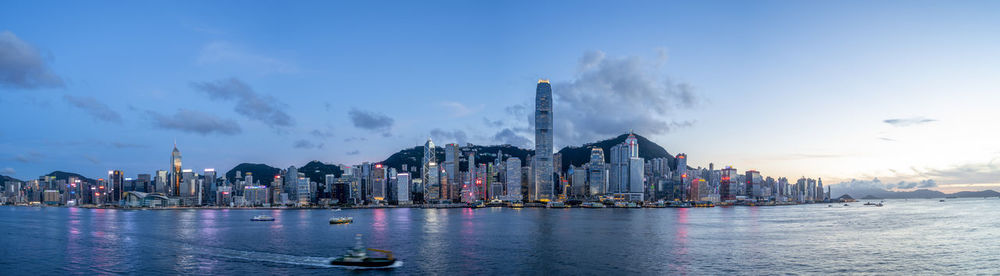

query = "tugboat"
(330, 217), (353, 224)
(330, 234), (398, 268)
(251, 215), (275, 221)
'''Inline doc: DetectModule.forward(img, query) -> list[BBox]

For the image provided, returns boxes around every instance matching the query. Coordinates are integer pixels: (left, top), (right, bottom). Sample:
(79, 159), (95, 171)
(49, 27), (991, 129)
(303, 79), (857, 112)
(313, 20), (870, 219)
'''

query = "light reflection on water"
(1, 198), (1000, 275)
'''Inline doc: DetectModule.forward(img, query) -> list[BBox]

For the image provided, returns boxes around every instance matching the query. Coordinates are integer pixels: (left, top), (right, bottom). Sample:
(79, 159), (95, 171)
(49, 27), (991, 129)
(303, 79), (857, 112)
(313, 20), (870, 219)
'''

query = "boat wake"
(328, 261), (404, 270)
(198, 246), (402, 270)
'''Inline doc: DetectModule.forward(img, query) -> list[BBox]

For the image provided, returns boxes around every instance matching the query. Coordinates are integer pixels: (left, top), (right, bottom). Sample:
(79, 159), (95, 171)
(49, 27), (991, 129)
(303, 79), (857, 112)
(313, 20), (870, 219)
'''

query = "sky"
(1, 0), (999, 193)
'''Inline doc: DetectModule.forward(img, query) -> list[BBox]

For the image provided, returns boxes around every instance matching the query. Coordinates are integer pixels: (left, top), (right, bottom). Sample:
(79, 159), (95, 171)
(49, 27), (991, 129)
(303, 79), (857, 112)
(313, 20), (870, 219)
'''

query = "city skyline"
(2, 1), (1000, 193)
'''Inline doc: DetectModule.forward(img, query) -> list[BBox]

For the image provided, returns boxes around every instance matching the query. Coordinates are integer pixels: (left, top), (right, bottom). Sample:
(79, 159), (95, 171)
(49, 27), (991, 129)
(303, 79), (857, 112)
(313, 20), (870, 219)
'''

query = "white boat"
(251, 215), (275, 221)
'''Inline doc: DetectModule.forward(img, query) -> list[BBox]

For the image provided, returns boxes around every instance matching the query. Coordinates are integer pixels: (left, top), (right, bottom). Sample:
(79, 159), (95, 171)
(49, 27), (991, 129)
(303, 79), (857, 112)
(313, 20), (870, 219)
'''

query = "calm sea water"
(2, 198), (999, 275)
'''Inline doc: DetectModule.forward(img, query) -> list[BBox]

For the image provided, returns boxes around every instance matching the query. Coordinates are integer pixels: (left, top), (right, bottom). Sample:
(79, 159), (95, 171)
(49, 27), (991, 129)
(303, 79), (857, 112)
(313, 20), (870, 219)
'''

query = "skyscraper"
(422, 138), (436, 196)
(505, 157), (521, 201)
(170, 143), (182, 196)
(587, 147), (607, 195)
(444, 143), (459, 200)
(534, 79), (554, 201)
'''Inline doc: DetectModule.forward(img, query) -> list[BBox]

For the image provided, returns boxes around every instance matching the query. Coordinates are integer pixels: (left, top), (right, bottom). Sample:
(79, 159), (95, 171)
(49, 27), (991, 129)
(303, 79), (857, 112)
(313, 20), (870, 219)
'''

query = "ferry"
(546, 201), (568, 208)
(581, 202), (606, 208)
(251, 215), (275, 221)
(330, 234), (398, 268)
(330, 217), (354, 224)
(510, 201), (525, 208)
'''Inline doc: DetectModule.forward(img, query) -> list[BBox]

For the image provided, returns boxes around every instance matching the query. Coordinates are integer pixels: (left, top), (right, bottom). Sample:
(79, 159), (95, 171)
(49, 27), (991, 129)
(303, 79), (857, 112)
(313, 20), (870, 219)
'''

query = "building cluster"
(0, 80), (831, 207)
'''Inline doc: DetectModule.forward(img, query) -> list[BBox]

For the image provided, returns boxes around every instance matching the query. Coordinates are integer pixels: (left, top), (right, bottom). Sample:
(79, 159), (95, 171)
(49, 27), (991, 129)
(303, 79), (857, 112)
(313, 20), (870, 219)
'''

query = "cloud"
(346, 150), (360, 156)
(493, 128), (531, 148)
(344, 137), (367, 142)
(440, 101), (478, 117)
(0, 31), (64, 89)
(552, 50), (699, 145)
(348, 108), (393, 134)
(197, 41), (297, 74)
(191, 78), (295, 128)
(14, 152), (43, 163)
(483, 117), (504, 128)
(883, 117), (935, 127)
(310, 128), (335, 139)
(147, 109), (242, 135)
(430, 128), (468, 144)
(292, 139), (322, 149)
(1, 167), (15, 175)
(110, 142), (146, 149)
(63, 95), (123, 124)
(83, 155), (101, 165)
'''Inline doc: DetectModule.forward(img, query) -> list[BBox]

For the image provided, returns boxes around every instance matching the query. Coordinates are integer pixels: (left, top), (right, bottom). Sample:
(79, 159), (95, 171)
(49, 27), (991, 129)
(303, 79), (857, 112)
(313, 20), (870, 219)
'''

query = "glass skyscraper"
(534, 79), (554, 201)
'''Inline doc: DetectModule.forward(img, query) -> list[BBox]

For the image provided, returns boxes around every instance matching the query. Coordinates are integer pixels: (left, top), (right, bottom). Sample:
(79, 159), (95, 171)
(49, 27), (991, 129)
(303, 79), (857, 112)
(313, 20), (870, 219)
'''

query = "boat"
(332, 208), (342, 211)
(251, 215), (275, 221)
(581, 202), (606, 208)
(510, 201), (524, 208)
(939, 199), (946, 202)
(330, 234), (398, 268)
(843, 204), (849, 206)
(546, 201), (568, 208)
(330, 217), (354, 224)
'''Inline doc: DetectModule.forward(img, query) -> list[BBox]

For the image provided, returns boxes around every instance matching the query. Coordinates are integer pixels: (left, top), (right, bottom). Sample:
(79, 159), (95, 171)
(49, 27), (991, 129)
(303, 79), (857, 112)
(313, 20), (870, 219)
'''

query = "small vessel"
(251, 215), (275, 221)
(546, 201), (568, 208)
(828, 205), (832, 207)
(330, 217), (354, 224)
(330, 234), (397, 268)
(510, 201), (524, 208)
(581, 202), (606, 208)
(843, 204), (849, 206)
(332, 208), (342, 211)
(939, 199), (946, 202)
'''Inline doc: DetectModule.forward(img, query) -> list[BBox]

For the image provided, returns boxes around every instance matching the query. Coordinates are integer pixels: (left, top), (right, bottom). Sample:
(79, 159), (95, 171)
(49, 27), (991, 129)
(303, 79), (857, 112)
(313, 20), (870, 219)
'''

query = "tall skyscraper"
(505, 157), (521, 201)
(444, 143), (459, 200)
(534, 79), (554, 201)
(108, 170), (124, 203)
(422, 138), (436, 195)
(170, 143), (182, 196)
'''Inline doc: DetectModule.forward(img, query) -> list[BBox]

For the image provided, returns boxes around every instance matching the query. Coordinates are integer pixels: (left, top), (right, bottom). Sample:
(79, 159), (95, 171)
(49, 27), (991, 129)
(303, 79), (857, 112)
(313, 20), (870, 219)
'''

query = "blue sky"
(2, 1), (999, 192)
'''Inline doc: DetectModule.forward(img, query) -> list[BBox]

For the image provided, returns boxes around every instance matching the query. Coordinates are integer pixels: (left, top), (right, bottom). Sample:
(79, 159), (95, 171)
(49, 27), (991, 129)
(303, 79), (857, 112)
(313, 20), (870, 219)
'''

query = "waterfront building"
(396, 172), (411, 204)
(505, 157), (521, 201)
(296, 176), (309, 205)
(721, 166), (739, 201)
(745, 170), (763, 200)
(422, 138), (437, 197)
(170, 143), (182, 197)
(587, 147), (606, 196)
(108, 170), (124, 203)
(534, 79), (554, 201)
(372, 163), (387, 201)
(202, 169), (216, 205)
(444, 143), (459, 200)
(424, 162), (440, 202)
(571, 166), (586, 198)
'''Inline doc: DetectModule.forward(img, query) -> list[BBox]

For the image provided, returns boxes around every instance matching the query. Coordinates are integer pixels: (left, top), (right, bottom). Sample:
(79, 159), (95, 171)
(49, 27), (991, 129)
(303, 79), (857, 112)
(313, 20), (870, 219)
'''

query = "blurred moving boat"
(330, 234), (397, 268)
(330, 217), (353, 224)
(251, 215), (274, 221)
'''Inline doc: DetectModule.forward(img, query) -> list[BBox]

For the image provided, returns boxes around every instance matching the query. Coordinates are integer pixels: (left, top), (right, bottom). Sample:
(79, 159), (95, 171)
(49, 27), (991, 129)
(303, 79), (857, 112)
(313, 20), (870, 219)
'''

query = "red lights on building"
(375, 164), (383, 168)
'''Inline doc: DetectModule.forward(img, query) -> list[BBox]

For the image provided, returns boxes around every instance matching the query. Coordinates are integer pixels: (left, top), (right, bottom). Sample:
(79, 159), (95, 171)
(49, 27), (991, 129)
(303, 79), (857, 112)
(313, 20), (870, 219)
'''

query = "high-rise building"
(505, 157), (521, 201)
(422, 138), (436, 195)
(203, 169), (216, 204)
(108, 170), (124, 203)
(721, 166), (739, 201)
(154, 170), (167, 194)
(628, 157), (644, 196)
(170, 143), (182, 196)
(534, 79), (554, 201)
(587, 147), (606, 195)
(372, 163), (386, 201)
(424, 162), (440, 202)
(444, 143), (459, 200)
(396, 172), (411, 204)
